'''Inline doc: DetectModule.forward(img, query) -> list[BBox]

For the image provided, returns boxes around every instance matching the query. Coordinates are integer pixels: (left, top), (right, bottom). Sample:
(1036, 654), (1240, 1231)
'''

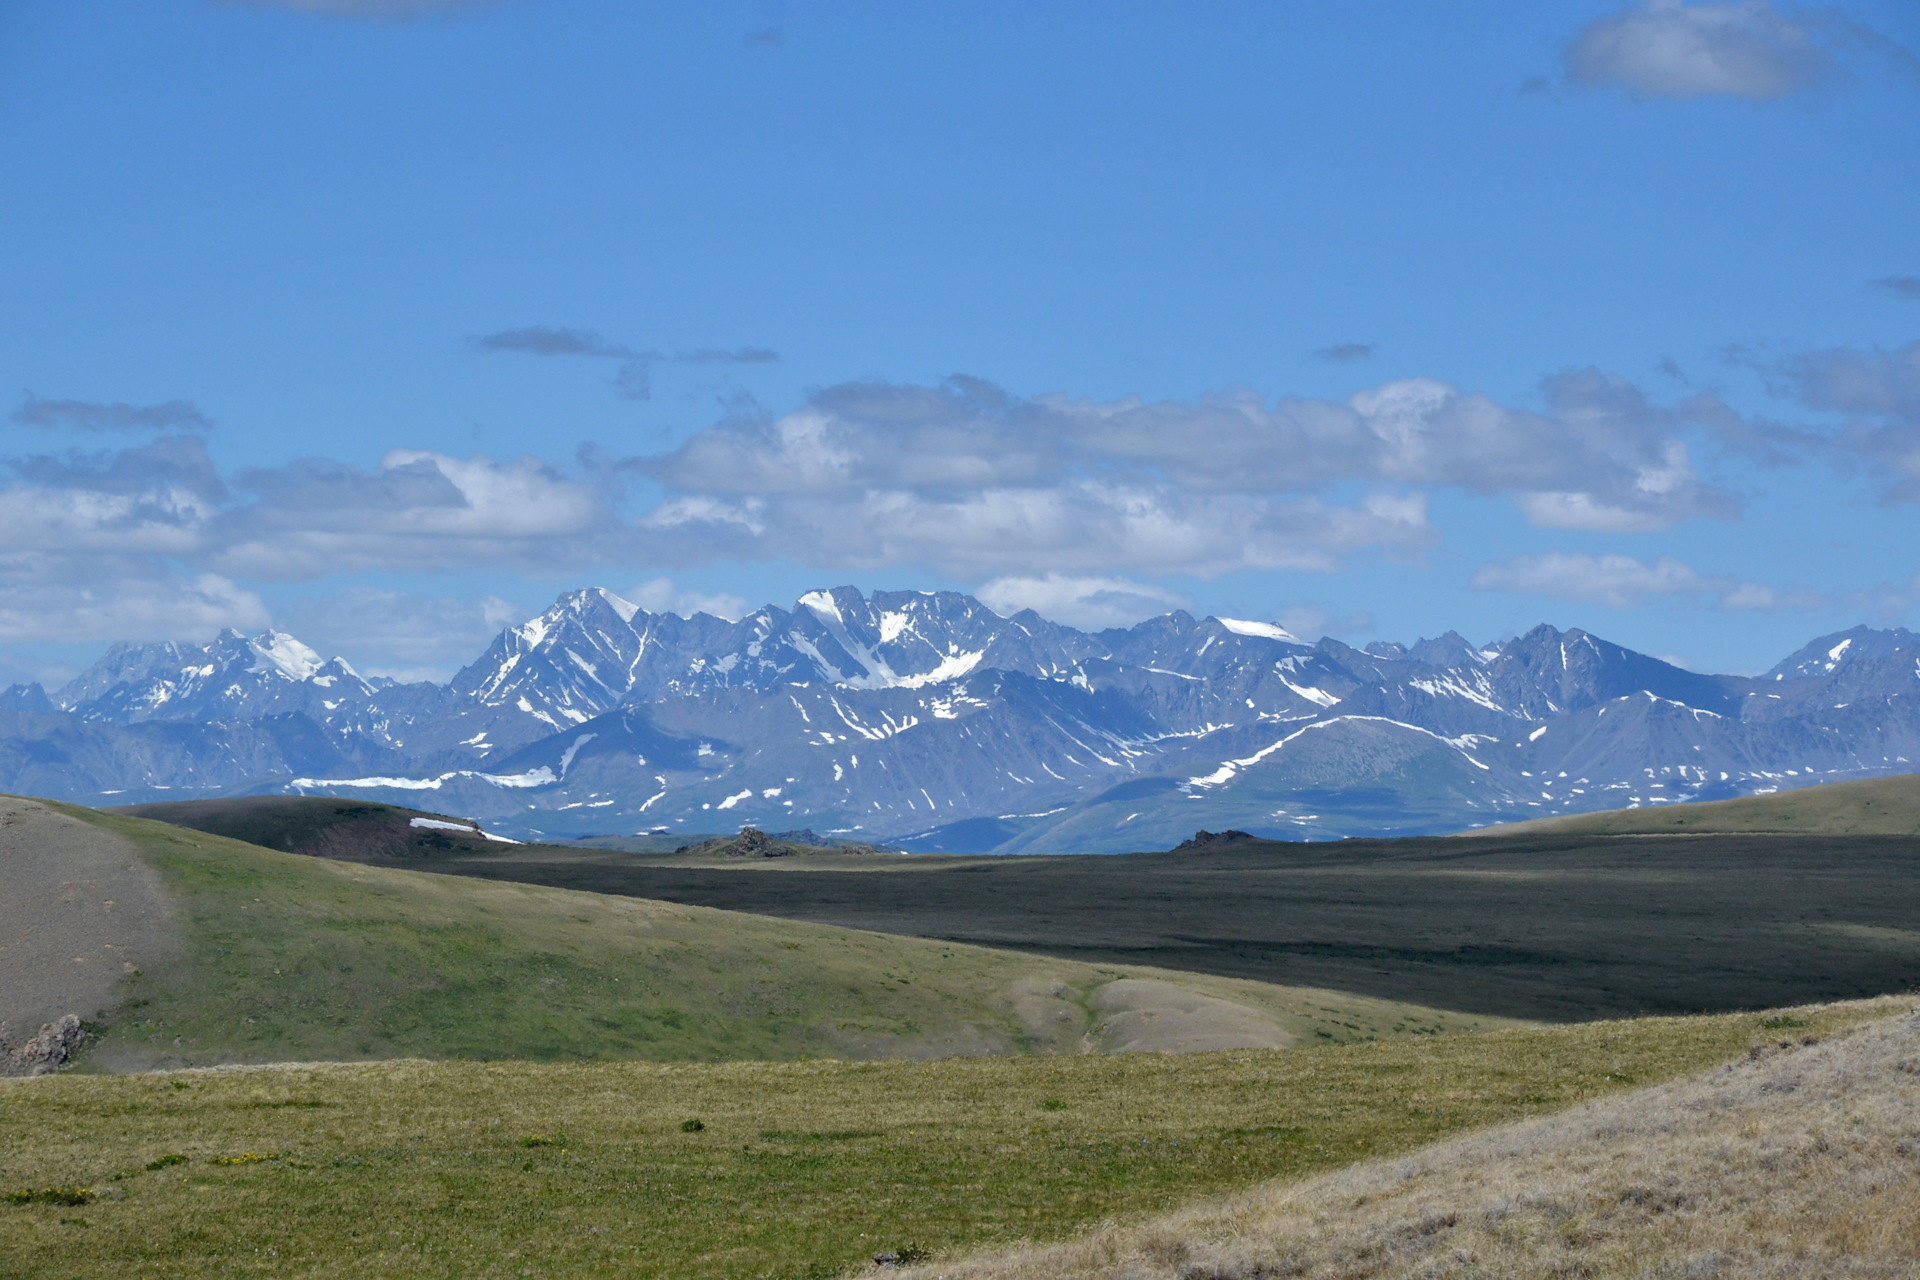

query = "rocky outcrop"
(1, 1014), (86, 1077)
(1172, 829), (1254, 851)
(721, 827), (790, 858)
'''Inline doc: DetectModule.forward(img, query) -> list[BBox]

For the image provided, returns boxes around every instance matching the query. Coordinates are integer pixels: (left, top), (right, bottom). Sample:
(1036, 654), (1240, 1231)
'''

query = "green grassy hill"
(1, 999), (1899, 1280)
(1468, 771), (1920, 838)
(111, 793), (1920, 1025)
(49, 803), (1508, 1072)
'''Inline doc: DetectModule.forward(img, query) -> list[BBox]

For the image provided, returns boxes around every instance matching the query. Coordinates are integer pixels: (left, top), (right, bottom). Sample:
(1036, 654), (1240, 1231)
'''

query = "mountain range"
(3, 586), (1916, 852)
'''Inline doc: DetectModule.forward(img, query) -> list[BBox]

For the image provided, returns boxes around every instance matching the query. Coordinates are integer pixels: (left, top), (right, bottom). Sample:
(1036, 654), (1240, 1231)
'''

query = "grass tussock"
(911, 1003), (1920, 1280)
(0, 1000), (1900, 1280)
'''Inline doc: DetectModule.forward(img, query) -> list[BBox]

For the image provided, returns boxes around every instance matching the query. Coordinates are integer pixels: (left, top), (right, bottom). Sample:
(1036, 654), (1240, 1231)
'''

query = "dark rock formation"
(1173, 829), (1255, 851)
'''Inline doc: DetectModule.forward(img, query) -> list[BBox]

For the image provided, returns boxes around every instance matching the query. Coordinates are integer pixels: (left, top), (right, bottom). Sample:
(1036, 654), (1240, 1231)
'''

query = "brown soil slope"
(0, 795), (171, 1047)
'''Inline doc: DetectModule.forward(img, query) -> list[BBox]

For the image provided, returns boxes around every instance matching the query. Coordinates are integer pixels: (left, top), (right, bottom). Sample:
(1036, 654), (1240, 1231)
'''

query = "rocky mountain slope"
(3, 589), (1916, 851)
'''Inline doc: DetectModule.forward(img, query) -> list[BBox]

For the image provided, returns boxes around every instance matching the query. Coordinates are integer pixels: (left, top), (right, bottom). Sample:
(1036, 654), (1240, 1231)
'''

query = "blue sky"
(2, 0), (1917, 684)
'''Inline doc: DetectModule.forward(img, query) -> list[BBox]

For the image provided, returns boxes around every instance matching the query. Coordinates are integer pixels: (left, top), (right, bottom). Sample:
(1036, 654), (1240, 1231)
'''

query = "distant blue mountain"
(6, 586), (1917, 850)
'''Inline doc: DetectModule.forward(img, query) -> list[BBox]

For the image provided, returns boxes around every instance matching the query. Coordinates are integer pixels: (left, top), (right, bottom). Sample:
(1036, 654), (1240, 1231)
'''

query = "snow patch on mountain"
(248, 632), (325, 681)
(1216, 618), (1301, 642)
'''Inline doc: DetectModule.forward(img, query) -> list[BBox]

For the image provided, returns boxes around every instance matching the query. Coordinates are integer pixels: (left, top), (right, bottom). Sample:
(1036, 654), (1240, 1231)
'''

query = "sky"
(1, 0), (1917, 686)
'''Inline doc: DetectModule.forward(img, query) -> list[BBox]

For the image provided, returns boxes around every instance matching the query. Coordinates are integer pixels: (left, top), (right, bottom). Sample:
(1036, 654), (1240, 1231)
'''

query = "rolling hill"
(114, 793), (1920, 1025)
(1467, 769), (1920, 837)
(7, 796), (1510, 1073)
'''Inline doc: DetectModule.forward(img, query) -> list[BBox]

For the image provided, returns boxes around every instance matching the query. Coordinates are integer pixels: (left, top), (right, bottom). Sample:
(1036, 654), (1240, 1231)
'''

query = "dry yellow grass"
(907, 999), (1920, 1280)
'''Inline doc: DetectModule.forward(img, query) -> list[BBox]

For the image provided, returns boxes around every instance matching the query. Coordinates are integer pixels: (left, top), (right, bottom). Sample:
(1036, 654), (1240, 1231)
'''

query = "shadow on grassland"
(385, 830), (1920, 1023)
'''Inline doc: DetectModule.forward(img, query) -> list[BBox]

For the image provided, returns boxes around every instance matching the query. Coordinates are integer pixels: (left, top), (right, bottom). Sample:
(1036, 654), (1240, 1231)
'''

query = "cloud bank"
(0, 357), (1890, 645)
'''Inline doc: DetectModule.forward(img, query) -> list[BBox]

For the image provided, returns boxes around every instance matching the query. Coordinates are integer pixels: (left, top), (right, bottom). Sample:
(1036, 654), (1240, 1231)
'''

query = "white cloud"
(1515, 492), (1682, 533)
(274, 589), (526, 682)
(976, 574), (1191, 630)
(213, 448), (615, 580)
(624, 577), (751, 622)
(636, 372), (1727, 578)
(0, 571), (268, 645)
(1469, 552), (1827, 612)
(1471, 553), (1725, 609)
(1566, 1), (1834, 100)
(0, 367), (1749, 647)
(635, 482), (1431, 580)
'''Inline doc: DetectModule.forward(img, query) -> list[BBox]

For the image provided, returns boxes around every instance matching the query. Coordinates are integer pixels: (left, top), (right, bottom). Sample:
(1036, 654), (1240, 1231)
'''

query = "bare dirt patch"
(0, 796), (170, 1050)
(1090, 978), (1295, 1053)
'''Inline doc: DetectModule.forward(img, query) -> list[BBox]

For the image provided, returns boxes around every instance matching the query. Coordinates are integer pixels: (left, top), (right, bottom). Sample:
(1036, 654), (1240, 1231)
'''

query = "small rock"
(0, 1014), (86, 1077)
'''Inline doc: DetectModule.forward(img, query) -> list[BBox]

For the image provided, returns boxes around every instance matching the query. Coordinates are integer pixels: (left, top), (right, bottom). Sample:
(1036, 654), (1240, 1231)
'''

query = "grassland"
(922, 1004), (1920, 1279)
(377, 827), (1920, 1023)
(50, 803), (1506, 1071)
(1469, 770), (1920, 837)
(1, 1000), (1898, 1280)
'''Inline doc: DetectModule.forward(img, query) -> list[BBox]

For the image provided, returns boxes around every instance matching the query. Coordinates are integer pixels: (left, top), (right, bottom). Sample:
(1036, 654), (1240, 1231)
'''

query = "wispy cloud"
(469, 326), (777, 402)
(275, 588), (525, 681)
(1875, 276), (1920, 300)
(681, 347), (780, 365)
(1470, 551), (1819, 611)
(1762, 341), (1920, 500)
(1313, 343), (1374, 364)
(0, 571), (268, 646)
(1566, 1), (1836, 100)
(226, 0), (497, 17)
(976, 574), (1190, 630)
(468, 326), (647, 360)
(1277, 604), (1375, 642)
(13, 393), (212, 432)
(624, 577), (751, 622)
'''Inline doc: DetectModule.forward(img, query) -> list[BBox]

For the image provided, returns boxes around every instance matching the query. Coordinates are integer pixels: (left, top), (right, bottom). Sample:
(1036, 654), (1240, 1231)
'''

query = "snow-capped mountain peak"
(248, 631), (325, 682)
(27, 592), (1920, 854)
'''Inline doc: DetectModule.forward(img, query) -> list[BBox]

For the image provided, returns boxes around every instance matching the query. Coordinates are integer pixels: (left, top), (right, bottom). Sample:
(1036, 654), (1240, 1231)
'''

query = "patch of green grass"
(6, 1187), (94, 1207)
(52, 803), (1510, 1071)
(0, 1000), (1899, 1280)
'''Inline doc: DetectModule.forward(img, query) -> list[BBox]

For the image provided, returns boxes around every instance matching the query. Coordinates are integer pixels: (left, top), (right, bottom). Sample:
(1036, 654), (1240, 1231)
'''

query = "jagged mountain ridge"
(2, 586), (1917, 851)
